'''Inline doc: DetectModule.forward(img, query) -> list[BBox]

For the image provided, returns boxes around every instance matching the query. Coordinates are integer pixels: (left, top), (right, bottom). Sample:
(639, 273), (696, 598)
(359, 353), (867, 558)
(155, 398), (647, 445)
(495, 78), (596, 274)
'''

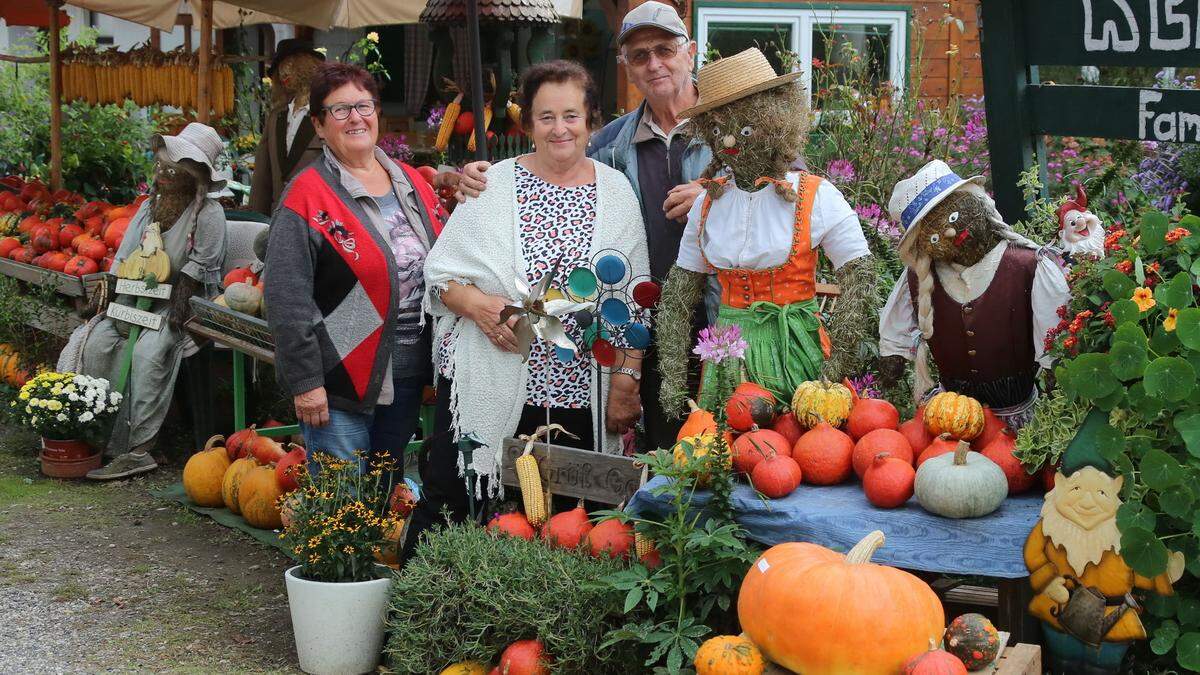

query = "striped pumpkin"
(923, 392), (985, 441)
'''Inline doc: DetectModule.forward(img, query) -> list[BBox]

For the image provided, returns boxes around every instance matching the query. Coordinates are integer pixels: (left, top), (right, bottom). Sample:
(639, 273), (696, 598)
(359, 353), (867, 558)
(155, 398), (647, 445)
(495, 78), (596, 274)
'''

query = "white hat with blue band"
(888, 159), (986, 256)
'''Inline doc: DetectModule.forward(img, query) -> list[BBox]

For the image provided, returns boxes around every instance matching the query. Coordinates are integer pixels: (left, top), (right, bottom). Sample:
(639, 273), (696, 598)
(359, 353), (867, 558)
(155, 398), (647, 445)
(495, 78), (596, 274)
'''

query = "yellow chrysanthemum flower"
(367, 31), (379, 43)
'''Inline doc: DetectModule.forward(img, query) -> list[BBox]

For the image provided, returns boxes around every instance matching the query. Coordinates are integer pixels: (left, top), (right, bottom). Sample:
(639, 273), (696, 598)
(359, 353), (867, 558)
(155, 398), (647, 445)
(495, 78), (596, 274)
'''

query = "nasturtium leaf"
(1152, 619), (1180, 654)
(1181, 214), (1200, 230)
(1113, 322), (1149, 346)
(1142, 211), (1169, 253)
(1141, 449), (1185, 490)
(1150, 325), (1182, 354)
(1178, 632), (1200, 671)
(1112, 452), (1136, 486)
(1092, 387), (1126, 410)
(1110, 299), (1141, 325)
(1127, 383), (1165, 419)
(1148, 592), (1182, 619)
(1118, 501), (1158, 532)
(1110, 342), (1149, 381)
(1120, 526), (1169, 577)
(1160, 485), (1195, 520)
(1155, 272), (1196, 310)
(1103, 269), (1137, 300)
(1193, 257), (1200, 277)
(1176, 412), (1200, 459)
(1177, 308), (1200, 350)
(1143, 356), (1196, 402)
(1180, 254), (1194, 273)
(1068, 353), (1120, 399)
(1179, 597), (1200, 629)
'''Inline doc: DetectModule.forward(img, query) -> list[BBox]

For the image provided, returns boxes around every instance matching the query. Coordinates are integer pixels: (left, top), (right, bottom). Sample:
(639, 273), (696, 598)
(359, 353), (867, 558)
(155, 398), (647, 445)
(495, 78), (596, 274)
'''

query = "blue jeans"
(301, 376), (425, 477)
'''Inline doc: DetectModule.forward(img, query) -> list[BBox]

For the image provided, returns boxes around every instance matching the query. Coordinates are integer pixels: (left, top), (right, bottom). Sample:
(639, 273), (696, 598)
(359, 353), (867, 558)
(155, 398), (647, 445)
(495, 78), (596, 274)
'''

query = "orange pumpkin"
(923, 392), (985, 441)
(238, 463), (284, 529)
(727, 382), (777, 432)
(373, 519), (406, 568)
(902, 643), (968, 675)
(898, 415), (934, 456)
(852, 429), (913, 479)
(221, 456), (258, 514)
(541, 503), (593, 550)
(845, 398), (900, 440)
(694, 635), (765, 675)
(732, 427), (790, 475)
(792, 422), (854, 485)
(863, 453), (915, 509)
(750, 455), (800, 499)
(586, 518), (635, 559)
(971, 407), (1008, 450)
(182, 434), (231, 507)
(981, 430), (1035, 495)
(738, 531), (945, 675)
(770, 412), (805, 447)
(678, 399), (718, 441)
(916, 433), (959, 468)
(487, 512), (536, 540)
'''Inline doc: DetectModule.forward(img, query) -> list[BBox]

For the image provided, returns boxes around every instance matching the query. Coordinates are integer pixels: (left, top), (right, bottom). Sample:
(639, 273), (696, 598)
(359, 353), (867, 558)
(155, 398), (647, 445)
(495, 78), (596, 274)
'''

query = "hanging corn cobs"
(435, 93), (464, 152)
(60, 45), (234, 117)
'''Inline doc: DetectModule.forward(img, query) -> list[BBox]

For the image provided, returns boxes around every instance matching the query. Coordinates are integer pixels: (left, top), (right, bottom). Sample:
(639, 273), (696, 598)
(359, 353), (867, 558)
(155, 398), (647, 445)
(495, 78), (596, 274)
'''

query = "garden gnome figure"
(877, 160), (1070, 430)
(76, 123), (228, 479)
(249, 39), (326, 215)
(1057, 185), (1105, 260)
(1025, 409), (1185, 674)
(657, 48), (876, 413)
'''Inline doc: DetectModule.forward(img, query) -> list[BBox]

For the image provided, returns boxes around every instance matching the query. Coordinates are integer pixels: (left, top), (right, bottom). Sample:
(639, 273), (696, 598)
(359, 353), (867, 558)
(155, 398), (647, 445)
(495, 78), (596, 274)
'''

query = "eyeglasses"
(323, 100), (378, 120)
(619, 39), (688, 67)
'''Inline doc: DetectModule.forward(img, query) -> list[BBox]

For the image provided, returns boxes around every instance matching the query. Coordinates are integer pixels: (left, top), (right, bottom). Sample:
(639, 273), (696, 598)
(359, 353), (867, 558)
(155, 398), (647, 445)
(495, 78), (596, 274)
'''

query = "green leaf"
(1095, 423), (1127, 462)
(1193, 257), (1200, 277)
(623, 587), (643, 613)
(1068, 353), (1121, 399)
(1118, 501), (1158, 532)
(1136, 256), (1147, 285)
(1113, 322), (1149, 346)
(1176, 413), (1200, 459)
(1156, 272), (1196, 309)
(1177, 308), (1200, 350)
(1180, 597), (1200, 629)
(1161, 485), (1196, 519)
(1103, 269), (1137, 300)
(1151, 325), (1182, 354)
(1178, 632), (1200, 671)
(1149, 592), (1182, 618)
(1128, 382), (1166, 419)
(1144, 356), (1197, 402)
(1120, 526), (1169, 577)
(1142, 211), (1169, 253)
(1153, 619), (1180, 655)
(1142, 449), (1185, 490)
(1110, 299), (1142, 325)
(1109, 342), (1149, 381)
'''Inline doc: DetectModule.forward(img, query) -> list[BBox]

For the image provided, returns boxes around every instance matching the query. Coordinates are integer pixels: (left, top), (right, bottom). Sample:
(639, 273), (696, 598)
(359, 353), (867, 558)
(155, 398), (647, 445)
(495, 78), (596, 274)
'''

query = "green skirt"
(699, 298), (825, 409)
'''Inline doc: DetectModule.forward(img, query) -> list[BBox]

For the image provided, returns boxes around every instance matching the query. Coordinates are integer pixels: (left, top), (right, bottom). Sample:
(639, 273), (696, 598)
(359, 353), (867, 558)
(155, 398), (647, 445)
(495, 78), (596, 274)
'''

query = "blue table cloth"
(627, 476), (1043, 578)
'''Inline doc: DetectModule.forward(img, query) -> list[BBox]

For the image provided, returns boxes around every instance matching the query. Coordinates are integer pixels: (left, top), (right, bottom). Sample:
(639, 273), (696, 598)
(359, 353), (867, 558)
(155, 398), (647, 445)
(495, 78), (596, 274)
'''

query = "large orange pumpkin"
(238, 464), (284, 529)
(792, 422), (854, 485)
(182, 434), (231, 507)
(732, 427), (790, 475)
(694, 635), (765, 675)
(923, 392), (985, 441)
(222, 456), (258, 514)
(852, 429), (913, 479)
(727, 382), (776, 432)
(845, 398), (900, 440)
(738, 531), (945, 674)
(678, 399), (718, 441)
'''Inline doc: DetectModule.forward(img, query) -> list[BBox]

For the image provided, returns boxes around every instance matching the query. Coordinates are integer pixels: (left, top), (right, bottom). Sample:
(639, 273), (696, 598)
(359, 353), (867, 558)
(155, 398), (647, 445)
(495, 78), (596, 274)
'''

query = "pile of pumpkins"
(0, 343), (33, 388)
(438, 639), (550, 675)
(673, 379), (1044, 518)
(214, 266), (265, 318)
(691, 530), (1003, 675)
(181, 426), (306, 530)
(485, 502), (660, 568)
(0, 176), (138, 277)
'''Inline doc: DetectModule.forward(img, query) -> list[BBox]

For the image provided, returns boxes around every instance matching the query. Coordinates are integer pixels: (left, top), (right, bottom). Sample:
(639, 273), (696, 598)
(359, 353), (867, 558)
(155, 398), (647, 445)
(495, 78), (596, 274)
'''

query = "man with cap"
(75, 123), (229, 479)
(1025, 409), (1184, 674)
(456, 1), (715, 451)
(249, 39), (326, 215)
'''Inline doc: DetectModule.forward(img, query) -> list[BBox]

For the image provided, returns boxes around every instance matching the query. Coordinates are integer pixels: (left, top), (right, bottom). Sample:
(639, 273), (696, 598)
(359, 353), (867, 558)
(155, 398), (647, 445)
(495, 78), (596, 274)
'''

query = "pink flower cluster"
(693, 324), (748, 364)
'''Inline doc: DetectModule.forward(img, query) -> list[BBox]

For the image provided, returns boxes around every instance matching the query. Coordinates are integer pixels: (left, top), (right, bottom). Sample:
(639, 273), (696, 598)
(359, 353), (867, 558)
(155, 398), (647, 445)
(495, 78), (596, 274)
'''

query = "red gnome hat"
(1057, 184), (1088, 231)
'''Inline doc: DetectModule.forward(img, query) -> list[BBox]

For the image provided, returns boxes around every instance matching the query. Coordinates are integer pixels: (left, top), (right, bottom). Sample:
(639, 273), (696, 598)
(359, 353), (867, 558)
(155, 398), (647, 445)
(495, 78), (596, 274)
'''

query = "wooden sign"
(116, 278), (172, 299)
(106, 302), (162, 331)
(980, 0), (1200, 222)
(499, 438), (642, 505)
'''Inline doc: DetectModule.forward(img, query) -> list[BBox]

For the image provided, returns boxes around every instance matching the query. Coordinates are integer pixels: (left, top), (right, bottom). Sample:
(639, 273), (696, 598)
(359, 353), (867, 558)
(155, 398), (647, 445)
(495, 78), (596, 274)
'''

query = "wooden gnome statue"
(1025, 409), (1185, 674)
(657, 48), (876, 414)
(71, 123), (228, 480)
(877, 160), (1070, 429)
(249, 39), (326, 215)
(1057, 185), (1105, 260)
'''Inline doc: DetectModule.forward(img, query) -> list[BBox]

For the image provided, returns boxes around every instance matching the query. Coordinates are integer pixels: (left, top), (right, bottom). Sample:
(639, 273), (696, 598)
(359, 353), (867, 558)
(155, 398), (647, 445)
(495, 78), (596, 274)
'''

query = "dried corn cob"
(633, 463), (653, 560)
(515, 445), (546, 526)
(506, 100), (521, 126)
(467, 103), (493, 152)
(434, 93), (463, 152)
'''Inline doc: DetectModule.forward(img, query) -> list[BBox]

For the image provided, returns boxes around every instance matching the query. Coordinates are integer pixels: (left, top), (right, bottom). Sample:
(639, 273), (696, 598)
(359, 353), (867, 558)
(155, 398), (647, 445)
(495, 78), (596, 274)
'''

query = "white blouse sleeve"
(674, 193), (713, 274)
(879, 272), (919, 359)
(1032, 252), (1071, 368)
(810, 179), (871, 270)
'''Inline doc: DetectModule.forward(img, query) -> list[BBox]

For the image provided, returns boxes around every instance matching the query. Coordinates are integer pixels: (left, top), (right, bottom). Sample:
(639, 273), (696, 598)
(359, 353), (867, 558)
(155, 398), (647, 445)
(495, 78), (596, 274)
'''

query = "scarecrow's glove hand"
(878, 355), (907, 389)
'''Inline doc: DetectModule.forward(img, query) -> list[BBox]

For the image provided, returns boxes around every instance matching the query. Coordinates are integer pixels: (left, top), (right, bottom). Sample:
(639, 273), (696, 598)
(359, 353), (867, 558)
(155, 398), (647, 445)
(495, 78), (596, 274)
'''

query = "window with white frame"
(693, 6), (908, 105)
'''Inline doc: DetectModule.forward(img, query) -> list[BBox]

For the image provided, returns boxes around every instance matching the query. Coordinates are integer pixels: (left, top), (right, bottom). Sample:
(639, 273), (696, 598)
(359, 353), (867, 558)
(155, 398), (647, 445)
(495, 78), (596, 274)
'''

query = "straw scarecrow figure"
(657, 48), (877, 414)
(878, 160), (1070, 429)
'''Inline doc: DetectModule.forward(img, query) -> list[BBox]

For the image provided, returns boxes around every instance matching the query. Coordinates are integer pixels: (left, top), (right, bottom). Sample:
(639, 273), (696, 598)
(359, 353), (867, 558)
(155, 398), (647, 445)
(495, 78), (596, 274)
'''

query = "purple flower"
(426, 104), (445, 128)
(825, 159), (857, 184)
(378, 134), (413, 163)
(849, 372), (882, 399)
(693, 324), (748, 364)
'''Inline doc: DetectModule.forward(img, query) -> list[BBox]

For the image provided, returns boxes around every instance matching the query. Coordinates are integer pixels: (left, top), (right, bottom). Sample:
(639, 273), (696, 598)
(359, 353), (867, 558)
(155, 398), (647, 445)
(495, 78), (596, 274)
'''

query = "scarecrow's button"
(963, 305), (973, 314)
(968, 349), (977, 356)
(966, 330), (975, 337)
(971, 368), (979, 374)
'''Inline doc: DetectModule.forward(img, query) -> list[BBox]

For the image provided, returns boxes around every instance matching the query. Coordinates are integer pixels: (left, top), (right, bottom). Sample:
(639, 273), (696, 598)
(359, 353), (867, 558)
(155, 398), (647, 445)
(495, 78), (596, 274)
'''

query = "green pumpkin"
(914, 441), (1007, 518)
(944, 613), (1001, 670)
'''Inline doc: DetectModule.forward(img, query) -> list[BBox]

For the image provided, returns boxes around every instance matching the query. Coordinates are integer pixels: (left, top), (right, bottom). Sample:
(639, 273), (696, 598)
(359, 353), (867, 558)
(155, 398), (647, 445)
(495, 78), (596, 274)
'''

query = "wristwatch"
(614, 366), (642, 382)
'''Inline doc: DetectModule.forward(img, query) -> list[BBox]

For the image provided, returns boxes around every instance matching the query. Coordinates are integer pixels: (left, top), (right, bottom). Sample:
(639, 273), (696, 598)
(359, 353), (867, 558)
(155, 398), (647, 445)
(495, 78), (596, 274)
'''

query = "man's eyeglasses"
(323, 100), (378, 120)
(619, 39), (688, 67)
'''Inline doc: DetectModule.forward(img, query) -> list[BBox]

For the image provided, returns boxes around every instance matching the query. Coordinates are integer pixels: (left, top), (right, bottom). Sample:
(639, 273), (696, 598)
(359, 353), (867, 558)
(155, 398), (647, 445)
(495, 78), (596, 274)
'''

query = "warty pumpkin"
(182, 434), (231, 507)
(672, 433), (732, 486)
(238, 463), (284, 529)
(791, 379), (854, 428)
(923, 392), (985, 441)
(694, 635), (765, 675)
(222, 456), (258, 514)
(224, 281), (262, 316)
(738, 531), (945, 675)
(914, 442), (1008, 518)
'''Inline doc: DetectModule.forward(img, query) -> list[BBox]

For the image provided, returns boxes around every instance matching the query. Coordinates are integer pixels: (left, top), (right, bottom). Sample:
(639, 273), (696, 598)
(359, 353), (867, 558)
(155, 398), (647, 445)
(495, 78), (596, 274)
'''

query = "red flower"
(1057, 304), (1069, 319)
(1076, 310), (1094, 320)
(1105, 229), (1128, 252)
(1165, 227), (1191, 244)
(1103, 311), (1115, 327)
(1063, 336), (1079, 350)
(1056, 319), (1070, 332)
(1115, 260), (1133, 274)
(1147, 261), (1161, 275)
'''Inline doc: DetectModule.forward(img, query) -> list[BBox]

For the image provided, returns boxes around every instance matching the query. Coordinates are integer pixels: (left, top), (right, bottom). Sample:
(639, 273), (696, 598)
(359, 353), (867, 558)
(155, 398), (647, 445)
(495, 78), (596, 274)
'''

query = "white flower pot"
(285, 565), (392, 675)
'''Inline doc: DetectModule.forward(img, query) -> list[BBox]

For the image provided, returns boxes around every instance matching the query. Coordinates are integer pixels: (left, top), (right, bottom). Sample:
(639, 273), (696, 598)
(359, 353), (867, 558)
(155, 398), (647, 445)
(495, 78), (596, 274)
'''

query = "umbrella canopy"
(64, 0), (287, 32)
(0, 0), (70, 28)
(226, 0), (578, 29)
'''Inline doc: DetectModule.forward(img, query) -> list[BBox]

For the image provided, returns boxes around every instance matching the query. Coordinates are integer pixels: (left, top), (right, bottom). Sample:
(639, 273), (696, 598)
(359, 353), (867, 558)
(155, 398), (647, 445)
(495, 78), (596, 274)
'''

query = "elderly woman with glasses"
(264, 62), (447, 471)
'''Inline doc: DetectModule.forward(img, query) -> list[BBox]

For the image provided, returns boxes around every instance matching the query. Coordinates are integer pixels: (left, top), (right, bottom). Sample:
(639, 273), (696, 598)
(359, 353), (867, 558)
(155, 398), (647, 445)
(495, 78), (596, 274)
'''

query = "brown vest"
(908, 245), (1038, 407)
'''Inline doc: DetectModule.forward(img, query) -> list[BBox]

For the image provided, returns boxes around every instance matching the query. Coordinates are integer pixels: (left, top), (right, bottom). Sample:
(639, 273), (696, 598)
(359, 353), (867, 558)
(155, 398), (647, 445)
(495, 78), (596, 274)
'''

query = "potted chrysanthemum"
(13, 371), (122, 478)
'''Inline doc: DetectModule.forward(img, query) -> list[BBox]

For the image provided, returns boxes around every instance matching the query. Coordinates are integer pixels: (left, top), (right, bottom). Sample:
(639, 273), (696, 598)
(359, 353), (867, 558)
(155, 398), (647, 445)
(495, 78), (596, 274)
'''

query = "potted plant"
(12, 371), (121, 478)
(280, 455), (406, 675)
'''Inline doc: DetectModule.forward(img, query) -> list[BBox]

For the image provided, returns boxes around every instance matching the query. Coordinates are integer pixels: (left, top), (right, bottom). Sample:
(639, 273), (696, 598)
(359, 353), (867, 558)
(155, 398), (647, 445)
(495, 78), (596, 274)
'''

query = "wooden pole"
(197, 0), (213, 123)
(47, 0), (64, 191)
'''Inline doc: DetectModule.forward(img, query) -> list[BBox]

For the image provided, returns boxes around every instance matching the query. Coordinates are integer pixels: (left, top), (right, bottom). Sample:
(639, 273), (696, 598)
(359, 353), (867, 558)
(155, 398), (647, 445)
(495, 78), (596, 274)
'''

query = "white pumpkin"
(224, 281), (262, 316)
(914, 441), (1008, 518)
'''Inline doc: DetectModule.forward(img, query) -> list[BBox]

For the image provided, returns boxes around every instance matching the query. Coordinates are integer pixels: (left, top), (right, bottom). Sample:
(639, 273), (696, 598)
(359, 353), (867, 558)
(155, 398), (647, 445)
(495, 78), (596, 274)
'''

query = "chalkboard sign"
(499, 438), (642, 505)
(980, 0), (1200, 222)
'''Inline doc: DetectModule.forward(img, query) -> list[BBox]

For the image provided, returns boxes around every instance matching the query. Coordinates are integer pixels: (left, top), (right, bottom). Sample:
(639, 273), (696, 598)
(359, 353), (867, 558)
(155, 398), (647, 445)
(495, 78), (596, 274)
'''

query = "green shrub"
(385, 521), (644, 674)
